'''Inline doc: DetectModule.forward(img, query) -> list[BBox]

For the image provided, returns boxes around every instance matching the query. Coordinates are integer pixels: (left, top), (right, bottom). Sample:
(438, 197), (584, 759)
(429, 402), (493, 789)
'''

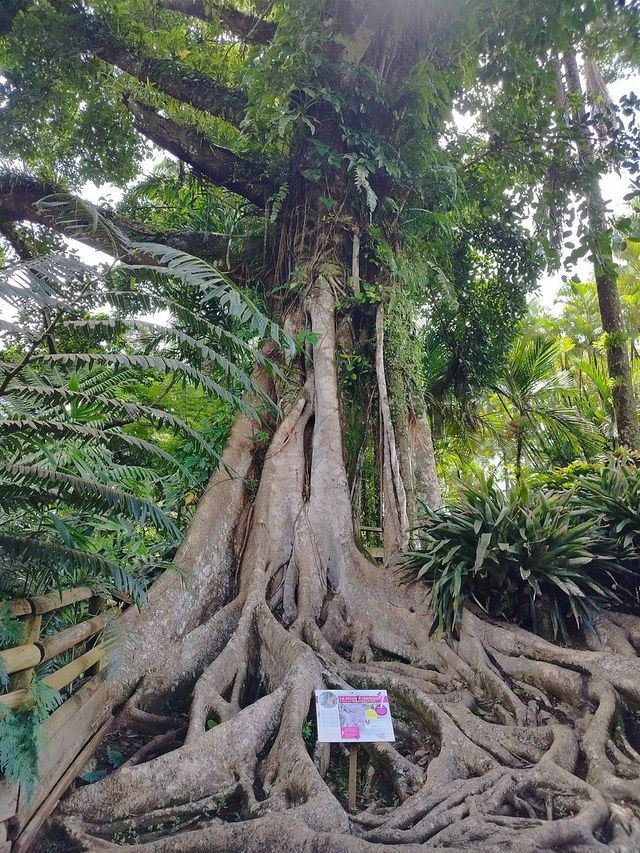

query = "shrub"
(573, 452), (640, 603)
(400, 476), (627, 640)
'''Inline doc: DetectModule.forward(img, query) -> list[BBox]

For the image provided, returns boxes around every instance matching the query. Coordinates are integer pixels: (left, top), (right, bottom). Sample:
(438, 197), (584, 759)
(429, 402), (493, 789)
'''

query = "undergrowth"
(400, 454), (640, 640)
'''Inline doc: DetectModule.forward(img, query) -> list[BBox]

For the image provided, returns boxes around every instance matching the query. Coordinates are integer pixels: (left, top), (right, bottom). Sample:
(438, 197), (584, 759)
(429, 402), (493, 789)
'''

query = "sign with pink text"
(315, 690), (395, 743)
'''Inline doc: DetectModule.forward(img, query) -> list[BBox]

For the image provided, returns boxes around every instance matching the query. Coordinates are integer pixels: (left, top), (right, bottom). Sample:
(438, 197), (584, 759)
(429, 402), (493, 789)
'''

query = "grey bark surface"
(410, 414), (442, 511)
(50, 281), (640, 853)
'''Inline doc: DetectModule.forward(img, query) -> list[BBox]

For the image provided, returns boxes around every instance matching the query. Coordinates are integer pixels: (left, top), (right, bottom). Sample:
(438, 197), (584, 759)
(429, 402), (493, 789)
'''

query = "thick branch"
(156, 0), (277, 44)
(38, 1), (248, 125)
(125, 100), (277, 206)
(92, 38), (247, 126)
(0, 173), (229, 263)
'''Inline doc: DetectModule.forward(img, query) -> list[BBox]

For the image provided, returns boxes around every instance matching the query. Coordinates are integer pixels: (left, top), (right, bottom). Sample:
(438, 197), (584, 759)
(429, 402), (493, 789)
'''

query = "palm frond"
(124, 241), (294, 353)
(0, 534), (148, 604)
(5, 385), (222, 462)
(102, 289), (285, 379)
(0, 194), (290, 604)
(26, 352), (261, 420)
(36, 195), (129, 256)
(0, 418), (194, 480)
(60, 318), (276, 403)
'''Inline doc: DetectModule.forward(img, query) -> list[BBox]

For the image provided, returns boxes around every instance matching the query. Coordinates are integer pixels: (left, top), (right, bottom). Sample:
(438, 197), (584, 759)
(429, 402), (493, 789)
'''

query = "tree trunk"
(50, 71), (640, 853)
(410, 413), (441, 511)
(561, 51), (640, 449)
(376, 305), (409, 560)
(53, 267), (640, 851)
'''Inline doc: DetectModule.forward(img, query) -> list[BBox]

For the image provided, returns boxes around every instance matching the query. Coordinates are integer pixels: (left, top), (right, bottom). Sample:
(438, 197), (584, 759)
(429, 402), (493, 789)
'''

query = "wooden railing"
(359, 525), (384, 561)
(0, 588), (114, 852)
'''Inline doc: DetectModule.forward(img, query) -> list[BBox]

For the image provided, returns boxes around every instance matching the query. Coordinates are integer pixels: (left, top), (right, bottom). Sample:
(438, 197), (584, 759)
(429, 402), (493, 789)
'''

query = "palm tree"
(488, 335), (603, 480)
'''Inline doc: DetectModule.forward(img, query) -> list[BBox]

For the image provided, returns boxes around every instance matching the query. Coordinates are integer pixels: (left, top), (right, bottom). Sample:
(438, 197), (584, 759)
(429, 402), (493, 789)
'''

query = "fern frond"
(102, 289), (284, 379)
(29, 352), (261, 420)
(0, 534), (147, 603)
(0, 461), (181, 539)
(353, 164), (378, 213)
(61, 318), (276, 403)
(0, 419), (194, 480)
(5, 386), (222, 462)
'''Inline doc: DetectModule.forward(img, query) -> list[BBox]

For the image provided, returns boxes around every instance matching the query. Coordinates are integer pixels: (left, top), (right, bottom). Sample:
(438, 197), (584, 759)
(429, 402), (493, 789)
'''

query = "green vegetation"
(0, 0), (639, 844)
(0, 219), (287, 605)
(402, 455), (640, 640)
(0, 212), (288, 795)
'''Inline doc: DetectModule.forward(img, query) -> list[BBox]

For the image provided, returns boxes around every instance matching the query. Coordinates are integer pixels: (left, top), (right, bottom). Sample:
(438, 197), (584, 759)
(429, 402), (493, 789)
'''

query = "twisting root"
(53, 279), (640, 851)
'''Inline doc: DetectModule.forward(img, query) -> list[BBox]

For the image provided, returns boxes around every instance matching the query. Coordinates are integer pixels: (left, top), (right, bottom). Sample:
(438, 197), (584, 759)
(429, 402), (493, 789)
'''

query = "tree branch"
(92, 38), (247, 126)
(0, 173), (231, 263)
(156, 0), (276, 44)
(34, 1), (248, 125)
(125, 100), (277, 206)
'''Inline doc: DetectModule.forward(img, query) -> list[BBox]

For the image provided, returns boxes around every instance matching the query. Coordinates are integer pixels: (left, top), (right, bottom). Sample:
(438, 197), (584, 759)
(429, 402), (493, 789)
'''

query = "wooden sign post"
(348, 744), (358, 811)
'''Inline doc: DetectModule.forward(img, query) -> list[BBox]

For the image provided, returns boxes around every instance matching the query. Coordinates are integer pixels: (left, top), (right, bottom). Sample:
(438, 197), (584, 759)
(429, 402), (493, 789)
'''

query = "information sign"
(315, 689), (395, 743)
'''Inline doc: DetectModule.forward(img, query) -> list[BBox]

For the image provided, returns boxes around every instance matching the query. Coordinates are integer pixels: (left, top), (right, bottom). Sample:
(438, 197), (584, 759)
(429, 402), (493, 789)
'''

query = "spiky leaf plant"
(573, 452), (640, 600)
(400, 477), (628, 641)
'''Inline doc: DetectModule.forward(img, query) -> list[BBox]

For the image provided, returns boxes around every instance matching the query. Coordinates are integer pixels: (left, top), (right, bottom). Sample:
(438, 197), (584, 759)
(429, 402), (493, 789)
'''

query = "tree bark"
(561, 51), (640, 449)
(0, 171), (235, 264)
(156, 0), (277, 44)
(125, 100), (278, 207)
(13, 13), (640, 851)
(410, 413), (441, 511)
(50, 268), (640, 853)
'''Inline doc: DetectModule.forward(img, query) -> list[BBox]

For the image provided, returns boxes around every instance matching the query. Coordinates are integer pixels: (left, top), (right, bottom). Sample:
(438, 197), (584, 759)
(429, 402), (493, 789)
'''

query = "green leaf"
(473, 532), (492, 573)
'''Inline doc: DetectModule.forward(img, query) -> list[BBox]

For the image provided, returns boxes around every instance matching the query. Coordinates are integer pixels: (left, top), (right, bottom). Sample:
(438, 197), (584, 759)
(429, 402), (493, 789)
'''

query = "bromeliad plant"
(574, 452), (640, 586)
(400, 476), (627, 641)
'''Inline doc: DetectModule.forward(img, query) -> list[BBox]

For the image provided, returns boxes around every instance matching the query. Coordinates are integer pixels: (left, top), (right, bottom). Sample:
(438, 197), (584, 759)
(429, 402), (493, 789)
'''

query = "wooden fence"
(359, 525), (384, 561)
(0, 587), (114, 852)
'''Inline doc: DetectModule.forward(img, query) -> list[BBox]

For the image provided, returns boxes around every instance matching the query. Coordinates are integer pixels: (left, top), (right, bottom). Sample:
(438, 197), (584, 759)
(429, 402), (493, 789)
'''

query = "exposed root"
(51, 280), (640, 851)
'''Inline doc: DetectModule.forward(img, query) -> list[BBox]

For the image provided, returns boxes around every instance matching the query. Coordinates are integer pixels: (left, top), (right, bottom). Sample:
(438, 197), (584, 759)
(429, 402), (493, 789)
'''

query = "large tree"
(2, 1), (640, 850)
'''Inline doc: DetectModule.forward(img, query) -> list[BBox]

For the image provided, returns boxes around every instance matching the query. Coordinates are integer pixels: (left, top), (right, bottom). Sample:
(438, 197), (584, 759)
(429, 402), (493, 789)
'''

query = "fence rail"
(0, 587), (114, 852)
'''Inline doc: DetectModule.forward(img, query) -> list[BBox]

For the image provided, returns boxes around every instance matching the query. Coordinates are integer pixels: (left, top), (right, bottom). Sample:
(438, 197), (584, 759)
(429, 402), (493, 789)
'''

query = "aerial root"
(116, 702), (185, 736)
(116, 597), (243, 727)
(62, 682), (286, 824)
(64, 782), (241, 840)
(185, 597), (257, 740)
(120, 727), (186, 769)
(360, 765), (611, 850)
(61, 812), (436, 852)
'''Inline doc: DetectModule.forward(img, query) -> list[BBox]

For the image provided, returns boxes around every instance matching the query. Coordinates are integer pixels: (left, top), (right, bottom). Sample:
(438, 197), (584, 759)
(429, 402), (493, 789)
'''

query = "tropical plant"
(575, 452), (640, 586)
(486, 334), (603, 479)
(0, 205), (289, 604)
(400, 477), (626, 641)
(1, 0), (639, 846)
(0, 676), (61, 795)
